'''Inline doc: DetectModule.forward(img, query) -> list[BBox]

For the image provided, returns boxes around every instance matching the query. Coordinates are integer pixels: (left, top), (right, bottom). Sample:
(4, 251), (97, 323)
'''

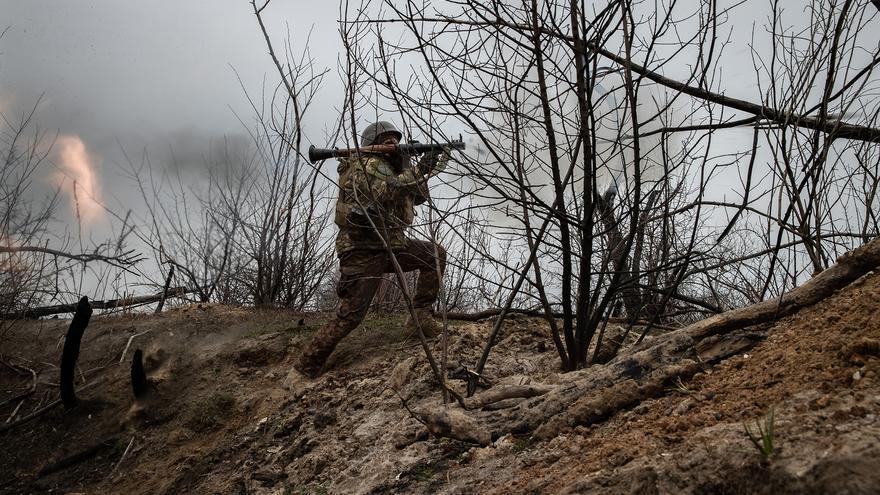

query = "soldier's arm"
(358, 157), (429, 200)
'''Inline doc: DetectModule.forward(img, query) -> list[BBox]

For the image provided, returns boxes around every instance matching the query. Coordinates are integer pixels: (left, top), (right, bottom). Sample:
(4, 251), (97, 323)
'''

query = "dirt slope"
(1, 270), (878, 494)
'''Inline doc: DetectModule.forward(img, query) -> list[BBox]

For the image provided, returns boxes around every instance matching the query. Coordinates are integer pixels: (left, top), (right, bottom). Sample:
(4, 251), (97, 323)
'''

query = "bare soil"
(1, 270), (878, 494)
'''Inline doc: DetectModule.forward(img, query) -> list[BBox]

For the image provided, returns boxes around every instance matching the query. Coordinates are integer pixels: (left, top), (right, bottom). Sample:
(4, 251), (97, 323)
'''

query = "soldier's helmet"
(360, 121), (402, 146)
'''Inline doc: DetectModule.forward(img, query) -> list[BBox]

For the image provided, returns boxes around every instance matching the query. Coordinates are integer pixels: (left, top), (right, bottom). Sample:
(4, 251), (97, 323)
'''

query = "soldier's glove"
(418, 147), (450, 175)
(431, 147), (450, 175)
(417, 149), (440, 175)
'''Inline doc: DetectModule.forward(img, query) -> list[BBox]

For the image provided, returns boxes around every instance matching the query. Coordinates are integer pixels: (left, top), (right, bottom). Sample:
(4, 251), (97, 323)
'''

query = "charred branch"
(2, 287), (192, 319)
(0, 245), (142, 267)
(59, 297), (92, 409)
(130, 349), (150, 399)
(154, 265), (175, 313)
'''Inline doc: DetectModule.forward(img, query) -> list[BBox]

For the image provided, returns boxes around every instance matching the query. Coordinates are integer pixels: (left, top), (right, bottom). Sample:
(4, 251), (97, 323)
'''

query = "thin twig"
(390, 387), (427, 427)
(0, 389), (34, 409)
(119, 330), (152, 364)
(0, 377), (105, 435)
(108, 435), (135, 480)
(0, 363), (37, 408)
(5, 399), (24, 424)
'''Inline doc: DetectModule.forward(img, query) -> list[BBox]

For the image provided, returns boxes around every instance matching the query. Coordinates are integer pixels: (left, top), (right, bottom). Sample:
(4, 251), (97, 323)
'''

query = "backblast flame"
(56, 135), (103, 225)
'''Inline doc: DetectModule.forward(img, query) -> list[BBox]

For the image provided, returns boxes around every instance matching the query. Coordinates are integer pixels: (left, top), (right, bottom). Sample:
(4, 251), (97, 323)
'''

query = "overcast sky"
(0, 1), (342, 203)
(0, 0), (795, 243)
(1, 1), (856, 236)
(0, 1), (766, 163)
(4, 0), (871, 301)
(0, 1), (778, 185)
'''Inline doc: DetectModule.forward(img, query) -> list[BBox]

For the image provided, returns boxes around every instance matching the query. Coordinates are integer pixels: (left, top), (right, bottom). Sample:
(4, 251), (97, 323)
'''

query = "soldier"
(294, 121), (449, 378)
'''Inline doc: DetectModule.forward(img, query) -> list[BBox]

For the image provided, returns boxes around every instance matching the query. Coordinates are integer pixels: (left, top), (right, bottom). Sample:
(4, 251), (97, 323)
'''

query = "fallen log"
(684, 238), (880, 340)
(532, 360), (702, 440)
(463, 383), (555, 410)
(479, 331), (705, 439)
(414, 407), (492, 446)
(421, 238), (880, 443)
(1, 287), (191, 319)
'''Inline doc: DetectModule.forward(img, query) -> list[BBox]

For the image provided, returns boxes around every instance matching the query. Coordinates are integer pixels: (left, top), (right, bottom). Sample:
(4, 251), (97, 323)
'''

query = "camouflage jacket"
(334, 154), (433, 254)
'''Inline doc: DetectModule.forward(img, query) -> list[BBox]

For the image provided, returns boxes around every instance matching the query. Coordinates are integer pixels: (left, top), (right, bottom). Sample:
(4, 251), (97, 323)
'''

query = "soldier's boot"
(285, 365), (317, 397)
(285, 350), (325, 396)
(292, 356), (322, 379)
(293, 331), (334, 381)
(404, 308), (443, 339)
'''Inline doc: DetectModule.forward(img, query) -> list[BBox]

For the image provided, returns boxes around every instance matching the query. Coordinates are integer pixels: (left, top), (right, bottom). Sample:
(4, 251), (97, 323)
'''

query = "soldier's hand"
(417, 149), (440, 174)
(431, 147), (451, 175)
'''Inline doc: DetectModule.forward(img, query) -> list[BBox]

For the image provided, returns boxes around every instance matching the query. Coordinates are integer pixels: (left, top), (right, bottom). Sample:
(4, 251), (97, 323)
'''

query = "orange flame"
(56, 135), (103, 225)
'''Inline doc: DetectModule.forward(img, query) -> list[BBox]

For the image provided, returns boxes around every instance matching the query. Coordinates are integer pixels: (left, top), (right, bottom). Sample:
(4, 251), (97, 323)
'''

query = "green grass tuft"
(744, 407), (775, 459)
(512, 437), (531, 454)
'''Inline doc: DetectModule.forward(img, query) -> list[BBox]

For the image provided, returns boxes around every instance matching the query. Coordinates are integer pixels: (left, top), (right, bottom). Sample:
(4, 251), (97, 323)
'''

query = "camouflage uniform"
(297, 143), (447, 377)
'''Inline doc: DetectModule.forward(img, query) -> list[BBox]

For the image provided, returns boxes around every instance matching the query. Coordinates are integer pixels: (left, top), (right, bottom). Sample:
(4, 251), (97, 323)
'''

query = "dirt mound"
(490, 269), (880, 494)
(0, 272), (878, 494)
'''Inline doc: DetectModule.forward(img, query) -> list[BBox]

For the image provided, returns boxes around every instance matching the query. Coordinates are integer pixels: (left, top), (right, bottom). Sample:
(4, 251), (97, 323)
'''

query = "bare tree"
(123, 141), (240, 304)
(335, 0), (879, 383)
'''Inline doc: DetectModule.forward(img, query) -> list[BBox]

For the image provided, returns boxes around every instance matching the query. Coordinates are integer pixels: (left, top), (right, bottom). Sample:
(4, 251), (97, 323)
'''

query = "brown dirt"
(0, 270), (878, 494)
(485, 269), (880, 494)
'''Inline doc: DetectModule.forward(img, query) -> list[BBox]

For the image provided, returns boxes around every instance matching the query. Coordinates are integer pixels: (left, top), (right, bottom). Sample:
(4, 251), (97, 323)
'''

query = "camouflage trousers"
(297, 239), (447, 376)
